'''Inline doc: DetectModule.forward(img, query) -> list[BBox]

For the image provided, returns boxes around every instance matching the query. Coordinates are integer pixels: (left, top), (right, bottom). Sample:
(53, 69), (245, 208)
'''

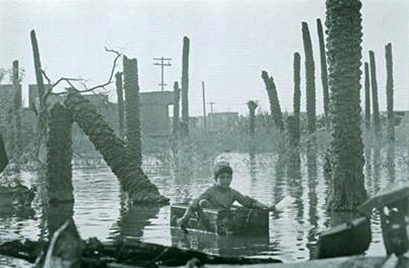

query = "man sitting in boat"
(177, 161), (274, 226)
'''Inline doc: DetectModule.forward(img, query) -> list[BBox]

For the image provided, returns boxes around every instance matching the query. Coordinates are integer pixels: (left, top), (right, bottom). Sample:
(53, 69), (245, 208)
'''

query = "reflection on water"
(0, 151), (405, 265)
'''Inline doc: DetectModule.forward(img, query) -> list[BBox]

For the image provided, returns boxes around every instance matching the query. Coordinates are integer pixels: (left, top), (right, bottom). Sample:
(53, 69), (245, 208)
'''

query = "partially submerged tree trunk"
(247, 100), (257, 152)
(369, 50), (381, 139)
(181, 36), (190, 137)
(123, 56), (142, 167)
(30, 30), (48, 163)
(385, 43), (395, 182)
(46, 103), (74, 204)
(385, 43), (394, 144)
(261, 71), (284, 132)
(115, 72), (125, 140)
(326, 0), (367, 211)
(302, 22), (317, 136)
(172, 82), (180, 137)
(293, 52), (301, 147)
(12, 60), (22, 162)
(0, 133), (8, 173)
(64, 91), (169, 205)
(364, 62), (371, 131)
(317, 18), (330, 130)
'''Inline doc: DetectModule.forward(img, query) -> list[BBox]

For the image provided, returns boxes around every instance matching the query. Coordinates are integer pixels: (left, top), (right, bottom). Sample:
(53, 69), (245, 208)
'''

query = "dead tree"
(46, 103), (74, 204)
(317, 18), (330, 129)
(261, 71), (284, 132)
(173, 82), (180, 137)
(12, 60), (23, 161)
(115, 72), (125, 139)
(64, 91), (169, 205)
(123, 56), (142, 167)
(30, 30), (48, 162)
(181, 36), (190, 137)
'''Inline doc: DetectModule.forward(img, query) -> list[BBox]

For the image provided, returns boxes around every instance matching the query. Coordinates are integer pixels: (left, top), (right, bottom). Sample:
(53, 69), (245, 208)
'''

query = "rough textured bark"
(123, 56), (142, 167)
(326, 0), (367, 211)
(46, 103), (74, 204)
(115, 72), (125, 140)
(317, 18), (330, 129)
(247, 101), (257, 139)
(302, 22), (317, 136)
(30, 30), (48, 161)
(0, 133), (8, 173)
(12, 61), (23, 161)
(385, 43), (395, 182)
(364, 62), (371, 131)
(64, 91), (169, 205)
(369, 50), (381, 138)
(293, 52), (301, 146)
(181, 36), (190, 137)
(385, 43), (394, 143)
(173, 82), (180, 136)
(261, 71), (284, 132)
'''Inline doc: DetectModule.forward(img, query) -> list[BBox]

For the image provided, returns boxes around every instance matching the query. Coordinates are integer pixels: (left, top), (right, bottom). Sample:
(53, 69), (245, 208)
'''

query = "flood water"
(0, 150), (407, 266)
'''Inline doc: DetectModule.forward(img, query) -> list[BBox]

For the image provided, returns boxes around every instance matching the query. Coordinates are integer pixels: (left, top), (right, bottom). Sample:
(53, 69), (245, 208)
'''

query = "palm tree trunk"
(302, 22), (317, 136)
(173, 82), (180, 137)
(261, 71), (284, 132)
(326, 0), (367, 211)
(293, 52), (301, 147)
(317, 18), (330, 130)
(181, 37), (190, 137)
(364, 62), (371, 131)
(385, 43), (394, 143)
(123, 56), (142, 167)
(46, 103), (74, 203)
(369, 50), (381, 139)
(115, 72), (125, 140)
(64, 91), (169, 205)
(30, 30), (48, 162)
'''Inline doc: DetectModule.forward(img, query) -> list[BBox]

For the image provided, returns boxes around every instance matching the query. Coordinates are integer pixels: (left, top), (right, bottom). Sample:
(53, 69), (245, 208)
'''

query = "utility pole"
(202, 81), (207, 130)
(208, 101), (216, 131)
(153, 57), (172, 91)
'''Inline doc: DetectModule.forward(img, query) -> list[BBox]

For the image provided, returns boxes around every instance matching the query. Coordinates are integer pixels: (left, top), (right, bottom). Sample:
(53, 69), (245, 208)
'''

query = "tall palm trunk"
(181, 37), (190, 137)
(326, 0), (367, 211)
(385, 43), (394, 143)
(12, 60), (22, 161)
(173, 82), (180, 137)
(385, 43), (395, 182)
(247, 100), (257, 152)
(123, 56), (142, 167)
(302, 22), (317, 136)
(317, 18), (330, 129)
(364, 62), (371, 131)
(30, 30), (48, 162)
(115, 72), (125, 140)
(64, 91), (169, 205)
(46, 103), (74, 204)
(261, 71), (284, 132)
(369, 50), (381, 139)
(293, 52), (301, 147)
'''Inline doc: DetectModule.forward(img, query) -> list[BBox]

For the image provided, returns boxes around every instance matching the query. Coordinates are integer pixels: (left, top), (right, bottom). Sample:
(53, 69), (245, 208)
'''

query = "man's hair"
(214, 161), (233, 179)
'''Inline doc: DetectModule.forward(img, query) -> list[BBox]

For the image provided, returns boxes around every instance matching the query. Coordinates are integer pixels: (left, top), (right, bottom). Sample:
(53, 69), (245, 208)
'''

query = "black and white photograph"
(0, 0), (408, 267)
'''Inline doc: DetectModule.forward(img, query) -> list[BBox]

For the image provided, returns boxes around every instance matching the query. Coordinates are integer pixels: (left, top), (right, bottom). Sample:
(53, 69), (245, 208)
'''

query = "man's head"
(214, 161), (233, 189)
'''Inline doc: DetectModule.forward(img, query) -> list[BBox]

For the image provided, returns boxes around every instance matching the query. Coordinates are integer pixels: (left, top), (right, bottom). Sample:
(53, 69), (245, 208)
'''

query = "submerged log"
(0, 237), (281, 267)
(64, 91), (169, 205)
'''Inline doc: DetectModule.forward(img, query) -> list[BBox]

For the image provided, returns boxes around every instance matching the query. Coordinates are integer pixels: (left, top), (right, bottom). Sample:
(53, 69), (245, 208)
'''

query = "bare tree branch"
(47, 47), (122, 97)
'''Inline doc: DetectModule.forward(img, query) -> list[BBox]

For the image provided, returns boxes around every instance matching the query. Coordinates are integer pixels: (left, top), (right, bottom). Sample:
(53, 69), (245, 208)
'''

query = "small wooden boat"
(170, 203), (269, 235)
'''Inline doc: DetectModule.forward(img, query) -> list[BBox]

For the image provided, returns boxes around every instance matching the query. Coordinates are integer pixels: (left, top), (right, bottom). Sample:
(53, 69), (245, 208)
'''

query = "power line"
(153, 57), (172, 91)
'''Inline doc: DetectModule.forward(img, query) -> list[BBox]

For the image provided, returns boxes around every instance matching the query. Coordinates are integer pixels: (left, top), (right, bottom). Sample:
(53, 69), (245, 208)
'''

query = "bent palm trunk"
(64, 91), (169, 205)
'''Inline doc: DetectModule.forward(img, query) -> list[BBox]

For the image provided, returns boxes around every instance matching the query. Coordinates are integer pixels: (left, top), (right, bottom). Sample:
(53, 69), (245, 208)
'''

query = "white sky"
(0, 0), (408, 116)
